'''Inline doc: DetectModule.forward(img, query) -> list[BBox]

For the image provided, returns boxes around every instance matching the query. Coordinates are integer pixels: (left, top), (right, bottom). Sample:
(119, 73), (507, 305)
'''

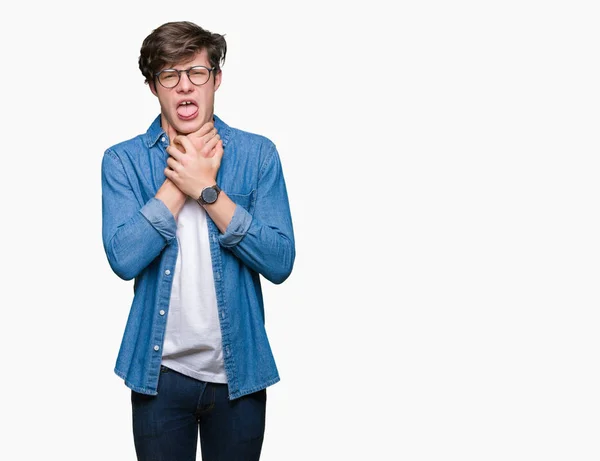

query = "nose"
(177, 71), (194, 92)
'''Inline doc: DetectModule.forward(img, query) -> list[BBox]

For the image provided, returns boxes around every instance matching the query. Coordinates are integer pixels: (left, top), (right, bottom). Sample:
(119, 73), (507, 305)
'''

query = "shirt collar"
(145, 115), (164, 148)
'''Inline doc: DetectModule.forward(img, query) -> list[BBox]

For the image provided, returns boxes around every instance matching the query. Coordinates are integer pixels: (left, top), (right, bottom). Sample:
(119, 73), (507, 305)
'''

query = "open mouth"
(176, 101), (198, 120)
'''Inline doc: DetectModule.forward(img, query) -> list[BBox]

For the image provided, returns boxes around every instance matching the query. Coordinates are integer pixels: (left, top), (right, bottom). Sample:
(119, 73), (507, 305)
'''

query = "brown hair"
(138, 21), (227, 84)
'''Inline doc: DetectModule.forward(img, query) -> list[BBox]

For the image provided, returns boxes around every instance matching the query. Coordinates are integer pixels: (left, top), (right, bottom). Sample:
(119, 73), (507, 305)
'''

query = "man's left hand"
(164, 127), (224, 199)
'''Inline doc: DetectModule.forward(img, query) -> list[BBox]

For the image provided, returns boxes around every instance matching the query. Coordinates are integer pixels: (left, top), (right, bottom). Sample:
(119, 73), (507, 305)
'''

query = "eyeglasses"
(154, 66), (216, 89)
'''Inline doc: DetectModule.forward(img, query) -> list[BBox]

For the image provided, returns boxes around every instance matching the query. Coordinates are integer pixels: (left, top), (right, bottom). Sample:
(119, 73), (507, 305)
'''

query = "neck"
(161, 113), (215, 137)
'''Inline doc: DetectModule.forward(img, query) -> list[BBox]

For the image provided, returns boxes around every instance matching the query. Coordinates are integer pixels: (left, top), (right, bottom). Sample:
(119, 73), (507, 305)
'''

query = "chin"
(175, 119), (203, 135)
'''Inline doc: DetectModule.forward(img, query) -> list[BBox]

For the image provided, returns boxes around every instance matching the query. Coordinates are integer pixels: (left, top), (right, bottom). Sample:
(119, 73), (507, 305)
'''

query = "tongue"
(177, 104), (197, 117)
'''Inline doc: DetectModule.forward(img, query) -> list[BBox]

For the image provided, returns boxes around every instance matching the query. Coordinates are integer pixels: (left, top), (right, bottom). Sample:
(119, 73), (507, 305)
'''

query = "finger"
(166, 157), (180, 170)
(190, 121), (214, 139)
(169, 126), (178, 144)
(173, 136), (195, 155)
(206, 139), (223, 159)
(166, 143), (184, 161)
(212, 140), (224, 162)
(201, 121), (215, 133)
(202, 128), (218, 144)
(173, 136), (185, 152)
(175, 134), (197, 156)
(202, 134), (221, 156)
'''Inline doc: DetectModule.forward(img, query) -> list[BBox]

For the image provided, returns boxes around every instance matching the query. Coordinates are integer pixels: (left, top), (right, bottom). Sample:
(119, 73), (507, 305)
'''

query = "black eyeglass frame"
(154, 66), (217, 89)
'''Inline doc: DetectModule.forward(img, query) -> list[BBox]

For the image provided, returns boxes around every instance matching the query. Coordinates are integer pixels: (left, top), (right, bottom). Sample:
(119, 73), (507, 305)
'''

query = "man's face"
(150, 49), (221, 135)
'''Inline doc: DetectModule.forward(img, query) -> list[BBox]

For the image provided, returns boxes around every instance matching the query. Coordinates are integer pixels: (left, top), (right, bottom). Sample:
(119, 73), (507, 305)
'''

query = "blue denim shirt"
(101, 114), (295, 399)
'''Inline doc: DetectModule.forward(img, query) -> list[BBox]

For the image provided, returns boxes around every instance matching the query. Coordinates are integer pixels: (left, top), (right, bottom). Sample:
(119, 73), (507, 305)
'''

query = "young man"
(101, 21), (295, 460)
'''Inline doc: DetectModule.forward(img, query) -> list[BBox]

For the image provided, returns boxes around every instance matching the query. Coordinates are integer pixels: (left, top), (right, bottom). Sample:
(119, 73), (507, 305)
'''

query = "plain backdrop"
(2, 0), (600, 460)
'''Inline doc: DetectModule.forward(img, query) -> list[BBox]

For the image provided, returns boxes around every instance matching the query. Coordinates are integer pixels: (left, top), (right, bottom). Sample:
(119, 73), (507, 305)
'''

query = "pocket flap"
(227, 190), (257, 214)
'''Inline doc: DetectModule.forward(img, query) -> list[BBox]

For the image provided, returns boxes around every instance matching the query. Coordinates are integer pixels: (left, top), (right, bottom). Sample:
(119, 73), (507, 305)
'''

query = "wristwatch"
(197, 184), (221, 206)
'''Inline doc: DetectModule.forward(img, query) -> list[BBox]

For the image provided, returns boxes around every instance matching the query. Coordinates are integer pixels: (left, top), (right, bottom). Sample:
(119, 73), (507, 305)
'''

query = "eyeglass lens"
(158, 67), (211, 88)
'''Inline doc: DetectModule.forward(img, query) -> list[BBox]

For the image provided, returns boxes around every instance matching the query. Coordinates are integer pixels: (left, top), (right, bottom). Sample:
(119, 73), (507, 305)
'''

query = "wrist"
(157, 179), (186, 217)
(192, 178), (217, 199)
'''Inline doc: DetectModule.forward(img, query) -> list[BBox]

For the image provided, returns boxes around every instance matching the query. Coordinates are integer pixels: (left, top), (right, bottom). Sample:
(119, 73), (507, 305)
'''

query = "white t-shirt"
(161, 197), (227, 383)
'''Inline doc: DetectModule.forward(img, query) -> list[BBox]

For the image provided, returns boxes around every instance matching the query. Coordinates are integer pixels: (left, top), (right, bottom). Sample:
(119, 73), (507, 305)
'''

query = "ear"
(214, 70), (222, 92)
(149, 80), (158, 97)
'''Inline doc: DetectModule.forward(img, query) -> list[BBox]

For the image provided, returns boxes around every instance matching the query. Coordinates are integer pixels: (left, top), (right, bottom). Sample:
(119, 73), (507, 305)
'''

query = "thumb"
(213, 140), (224, 162)
(175, 135), (195, 154)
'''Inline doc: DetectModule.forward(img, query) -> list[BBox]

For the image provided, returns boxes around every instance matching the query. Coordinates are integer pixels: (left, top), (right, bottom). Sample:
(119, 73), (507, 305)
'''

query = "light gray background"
(2, 0), (599, 459)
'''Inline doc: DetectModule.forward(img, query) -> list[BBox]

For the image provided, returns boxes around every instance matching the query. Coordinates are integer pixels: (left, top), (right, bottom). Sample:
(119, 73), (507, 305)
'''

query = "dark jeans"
(131, 366), (267, 461)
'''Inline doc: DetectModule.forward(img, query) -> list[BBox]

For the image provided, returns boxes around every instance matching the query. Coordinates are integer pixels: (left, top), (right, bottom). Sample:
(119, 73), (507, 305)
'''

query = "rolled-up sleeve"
(218, 142), (295, 284)
(102, 150), (176, 281)
(219, 205), (253, 247)
(140, 198), (178, 243)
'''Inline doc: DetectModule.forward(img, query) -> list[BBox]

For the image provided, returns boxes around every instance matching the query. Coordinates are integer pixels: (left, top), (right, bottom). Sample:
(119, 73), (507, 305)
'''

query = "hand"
(164, 124), (224, 199)
(163, 118), (217, 156)
(181, 121), (220, 158)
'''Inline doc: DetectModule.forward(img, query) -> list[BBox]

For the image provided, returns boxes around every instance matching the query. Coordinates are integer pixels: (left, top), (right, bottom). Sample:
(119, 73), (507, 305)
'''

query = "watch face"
(202, 186), (218, 204)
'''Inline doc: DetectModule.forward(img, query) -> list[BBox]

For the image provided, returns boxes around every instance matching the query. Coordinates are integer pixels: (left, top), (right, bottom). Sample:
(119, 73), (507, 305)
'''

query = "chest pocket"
(227, 190), (257, 215)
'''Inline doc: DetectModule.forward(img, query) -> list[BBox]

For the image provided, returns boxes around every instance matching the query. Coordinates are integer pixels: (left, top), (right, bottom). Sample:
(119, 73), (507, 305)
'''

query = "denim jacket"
(101, 114), (295, 399)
